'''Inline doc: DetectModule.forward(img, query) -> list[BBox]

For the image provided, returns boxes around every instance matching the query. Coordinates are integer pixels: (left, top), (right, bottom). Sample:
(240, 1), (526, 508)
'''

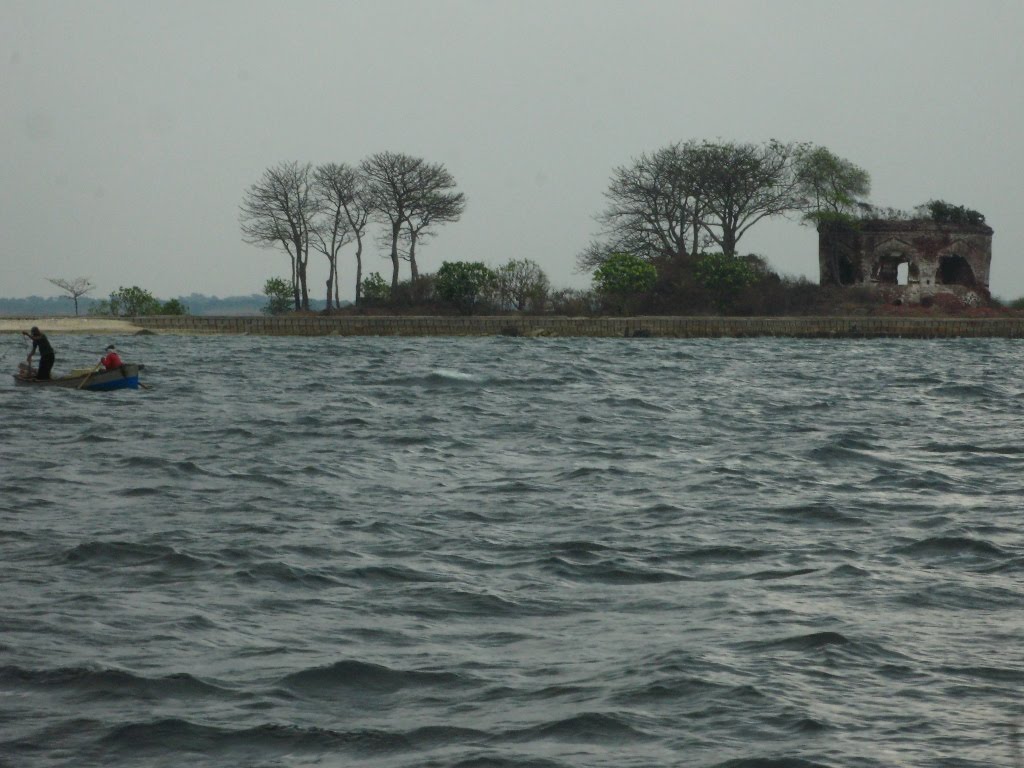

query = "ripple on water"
(2, 336), (1022, 768)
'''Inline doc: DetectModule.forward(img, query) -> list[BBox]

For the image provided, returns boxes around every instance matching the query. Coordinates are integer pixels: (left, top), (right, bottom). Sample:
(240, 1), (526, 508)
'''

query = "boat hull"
(13, 364), (143, 391)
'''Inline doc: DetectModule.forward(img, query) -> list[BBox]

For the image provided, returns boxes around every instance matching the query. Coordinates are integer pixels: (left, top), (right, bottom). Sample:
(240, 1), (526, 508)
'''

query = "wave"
(611, 675), (740, 705)
(742, 630), (864, 653)
(675, 545), (769, 563)
(449, 754), (570, 768)
(540, 555), (690, 584)
(279, 659), (467, 696)
(499, 712), (650, 743)
(95, 718), (417, 756)
(927, 383), (1003, 400)
(234, 560), (344, 588)
(891, 535), (1007, 560)
(711, 759), (833, 768)
(742, 567), (819, 581)
(0, 664), (233, 699)
(767, 503), (865, 526)
(61, 541), (210, 571)
(344, 564), (454, 583)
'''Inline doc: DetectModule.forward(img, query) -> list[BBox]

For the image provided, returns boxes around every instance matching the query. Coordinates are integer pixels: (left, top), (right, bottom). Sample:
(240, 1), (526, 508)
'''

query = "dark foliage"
(924, 200), (986, 226)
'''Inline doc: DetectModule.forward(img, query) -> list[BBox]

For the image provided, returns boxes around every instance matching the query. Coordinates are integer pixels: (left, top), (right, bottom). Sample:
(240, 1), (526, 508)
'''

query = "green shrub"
(435, 261), (497, 314)
(360, 272), (390, 304)
(594, 253), (657, 295)
(924, 200), (986, 226)
(694, 253), (757, 310)
(262, 277), (293, 315)
(160, 298), (189, 315)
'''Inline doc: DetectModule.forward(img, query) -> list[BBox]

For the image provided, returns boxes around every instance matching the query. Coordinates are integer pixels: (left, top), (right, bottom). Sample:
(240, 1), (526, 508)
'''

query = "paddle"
(77, 363), (104, 390)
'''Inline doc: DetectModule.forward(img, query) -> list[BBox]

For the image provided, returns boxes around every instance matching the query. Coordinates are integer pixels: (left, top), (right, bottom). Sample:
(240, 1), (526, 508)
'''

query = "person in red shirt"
(99, 344), (123, 371)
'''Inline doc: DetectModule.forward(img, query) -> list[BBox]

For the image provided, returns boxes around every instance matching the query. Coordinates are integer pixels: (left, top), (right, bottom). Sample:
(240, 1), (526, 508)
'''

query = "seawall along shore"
(7, 315), (1014, 338)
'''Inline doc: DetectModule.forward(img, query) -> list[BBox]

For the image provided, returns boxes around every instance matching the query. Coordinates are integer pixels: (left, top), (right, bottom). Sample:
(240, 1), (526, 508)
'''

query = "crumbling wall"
(819, 219), (993, 304)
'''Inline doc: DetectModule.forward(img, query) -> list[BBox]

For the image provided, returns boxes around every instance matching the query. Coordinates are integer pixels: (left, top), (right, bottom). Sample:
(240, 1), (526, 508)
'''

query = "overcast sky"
(3, 0), (1023, 301)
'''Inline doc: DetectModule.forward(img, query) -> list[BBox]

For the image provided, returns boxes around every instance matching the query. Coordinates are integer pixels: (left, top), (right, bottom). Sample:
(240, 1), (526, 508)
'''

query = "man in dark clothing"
(23, 327), (55, 380)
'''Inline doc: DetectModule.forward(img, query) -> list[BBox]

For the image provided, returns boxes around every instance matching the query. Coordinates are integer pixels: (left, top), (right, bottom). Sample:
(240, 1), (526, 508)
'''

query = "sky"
(2, 0), (1023, 302)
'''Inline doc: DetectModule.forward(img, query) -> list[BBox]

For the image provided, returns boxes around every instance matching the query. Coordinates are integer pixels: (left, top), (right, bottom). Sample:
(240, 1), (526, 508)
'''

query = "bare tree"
(580, 142), (708, 271)
(690, 139), (804, 256)
(240, 162), (316, 310)
(496, 259), (549, 311)
(361, 152), (426, 293)
(401, 163), (466, 280)
(361, 152), (466, 293)
(311, 163), (375, 309)
(317, 164), (372, 306)
(47, 277), (94, 316)
(311, 164), (355, 310)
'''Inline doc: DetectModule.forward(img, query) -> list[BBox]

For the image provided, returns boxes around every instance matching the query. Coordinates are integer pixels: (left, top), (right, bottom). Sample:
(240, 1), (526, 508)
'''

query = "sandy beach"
(0, 317), (144, 334)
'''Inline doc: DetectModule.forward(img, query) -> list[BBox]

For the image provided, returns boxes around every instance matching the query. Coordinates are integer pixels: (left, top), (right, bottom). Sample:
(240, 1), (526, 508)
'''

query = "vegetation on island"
(241, 153), (464, 312)
(250, 140), (992, 317)
(14, 139), (1007, 321)
(88, 286), (189, 317)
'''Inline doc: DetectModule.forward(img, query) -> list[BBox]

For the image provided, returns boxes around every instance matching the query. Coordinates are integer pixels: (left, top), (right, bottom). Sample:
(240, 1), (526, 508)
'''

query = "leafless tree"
(361, 152), (465, 293)
(311, 164), (355, 310)
(47, 277), (94, 316)
(401, 163), (466, 281)
(321, 164), (372, 306)
(240, 162), (316, 310)
(360, 152), (426, 293)
(495, 259), (549, 311)
(690, 139), (804, 256)
(580, 142), (708, 271)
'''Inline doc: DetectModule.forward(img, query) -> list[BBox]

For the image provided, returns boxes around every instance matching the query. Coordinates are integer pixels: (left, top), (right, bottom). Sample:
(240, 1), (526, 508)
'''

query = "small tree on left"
(47, 277), (94, 315)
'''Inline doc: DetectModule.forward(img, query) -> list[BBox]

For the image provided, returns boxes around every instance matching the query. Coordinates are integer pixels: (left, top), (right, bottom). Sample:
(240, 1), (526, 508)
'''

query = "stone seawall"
(132, 315), (1024, 338)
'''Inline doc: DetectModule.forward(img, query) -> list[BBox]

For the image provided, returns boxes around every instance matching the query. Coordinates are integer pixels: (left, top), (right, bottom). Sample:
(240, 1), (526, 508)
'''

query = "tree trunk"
(722, 228), (736, 257)
(691, 211), (701, 260)
(297, 243), (310, 310)
(355, 241), (363, 306)
(409, 232), (419, 281)
(389, 222), (401, 293)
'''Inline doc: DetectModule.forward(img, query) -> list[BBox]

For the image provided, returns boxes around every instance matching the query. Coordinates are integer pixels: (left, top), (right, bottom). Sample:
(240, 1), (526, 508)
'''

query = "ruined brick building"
(818, 219), (993, 304)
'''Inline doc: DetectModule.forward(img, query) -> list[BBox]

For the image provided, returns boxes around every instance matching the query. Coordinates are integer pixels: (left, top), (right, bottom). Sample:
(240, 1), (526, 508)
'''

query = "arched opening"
(836, 255), (857, 286)
(937, 255), (976, 286)
(874, 253), (911, 285)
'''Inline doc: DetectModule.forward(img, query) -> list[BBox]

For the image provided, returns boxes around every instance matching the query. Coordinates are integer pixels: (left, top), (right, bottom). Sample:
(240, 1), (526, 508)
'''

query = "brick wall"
(132, 315), (1024, 338)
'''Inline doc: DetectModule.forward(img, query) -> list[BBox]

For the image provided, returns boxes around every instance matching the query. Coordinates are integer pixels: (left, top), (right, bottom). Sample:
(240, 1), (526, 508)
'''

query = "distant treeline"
(0, 294), (331, 316)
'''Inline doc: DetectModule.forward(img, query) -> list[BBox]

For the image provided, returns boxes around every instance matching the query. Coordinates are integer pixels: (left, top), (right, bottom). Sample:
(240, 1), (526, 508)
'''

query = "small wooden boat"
(13, 363), (145, 391)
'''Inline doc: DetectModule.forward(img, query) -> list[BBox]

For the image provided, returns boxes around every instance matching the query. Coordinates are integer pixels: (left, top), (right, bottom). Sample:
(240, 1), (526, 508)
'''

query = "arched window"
(937, 255), (975, 286)
(874, 253), (911, 285)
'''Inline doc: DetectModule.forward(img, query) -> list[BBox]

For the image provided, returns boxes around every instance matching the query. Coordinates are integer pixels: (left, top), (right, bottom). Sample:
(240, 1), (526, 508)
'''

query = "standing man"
(23, 327), (55, 380)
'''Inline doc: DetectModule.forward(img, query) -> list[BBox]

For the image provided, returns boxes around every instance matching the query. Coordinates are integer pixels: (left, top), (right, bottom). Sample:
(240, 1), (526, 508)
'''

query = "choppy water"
(1, 334), (1023, 768)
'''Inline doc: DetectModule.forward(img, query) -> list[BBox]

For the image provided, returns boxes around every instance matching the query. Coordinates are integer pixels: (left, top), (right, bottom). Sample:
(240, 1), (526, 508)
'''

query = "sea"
(1, 334), (1022, 768)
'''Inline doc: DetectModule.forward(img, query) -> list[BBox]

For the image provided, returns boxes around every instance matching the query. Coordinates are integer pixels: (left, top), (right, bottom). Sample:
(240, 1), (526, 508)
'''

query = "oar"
(77, 363), (103, 390)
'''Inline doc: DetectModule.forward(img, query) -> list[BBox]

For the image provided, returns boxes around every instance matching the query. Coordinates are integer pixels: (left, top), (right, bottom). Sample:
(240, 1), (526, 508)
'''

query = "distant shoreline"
(0, 317), (143, 334)
(3, 315), (1023, 339)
